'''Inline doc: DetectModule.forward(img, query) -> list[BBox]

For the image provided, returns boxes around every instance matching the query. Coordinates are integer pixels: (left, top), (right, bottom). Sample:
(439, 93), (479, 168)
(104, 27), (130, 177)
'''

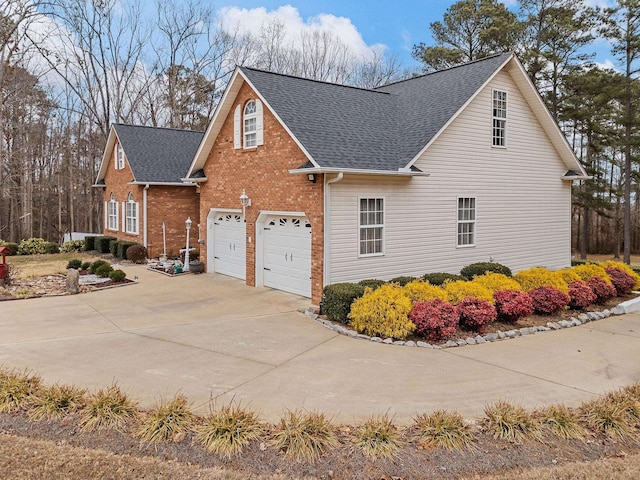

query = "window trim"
(492, 89), (507, 148)
(125, 193), (138, 234)
(456, 196), (476, 248)
(358, 196), (385, 257)
(107, 193), (119, 231)
(243, 100), (257, 149)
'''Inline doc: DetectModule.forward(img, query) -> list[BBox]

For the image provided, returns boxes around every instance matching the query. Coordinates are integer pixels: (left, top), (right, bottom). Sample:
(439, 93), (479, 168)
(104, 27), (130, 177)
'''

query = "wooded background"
(1, 0), (640, 261)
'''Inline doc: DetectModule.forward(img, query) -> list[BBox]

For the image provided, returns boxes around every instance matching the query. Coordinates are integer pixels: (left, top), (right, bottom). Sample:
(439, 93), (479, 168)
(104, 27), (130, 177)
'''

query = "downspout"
(323, 172), (344, 287)
(143, 184), (149, 248)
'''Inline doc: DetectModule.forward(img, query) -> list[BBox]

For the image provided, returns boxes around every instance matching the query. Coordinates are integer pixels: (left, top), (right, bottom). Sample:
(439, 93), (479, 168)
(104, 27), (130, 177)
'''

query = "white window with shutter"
(125, 193), (139, 234)
(243, 100), (257, 148)
(107, 193), (119, 231)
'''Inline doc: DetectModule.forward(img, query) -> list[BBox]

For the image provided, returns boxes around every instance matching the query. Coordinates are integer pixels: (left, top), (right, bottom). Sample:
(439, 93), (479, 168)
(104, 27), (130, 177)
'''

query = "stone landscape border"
(303, 295), (640, 349)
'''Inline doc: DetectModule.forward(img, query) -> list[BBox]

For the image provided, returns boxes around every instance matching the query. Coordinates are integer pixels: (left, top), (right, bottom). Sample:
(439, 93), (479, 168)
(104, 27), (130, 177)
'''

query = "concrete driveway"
(1, 265), (640, 424)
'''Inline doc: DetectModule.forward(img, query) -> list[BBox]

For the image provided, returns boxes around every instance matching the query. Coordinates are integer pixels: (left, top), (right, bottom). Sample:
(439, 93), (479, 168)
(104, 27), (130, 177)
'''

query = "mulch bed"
(0, 275), (134, 301)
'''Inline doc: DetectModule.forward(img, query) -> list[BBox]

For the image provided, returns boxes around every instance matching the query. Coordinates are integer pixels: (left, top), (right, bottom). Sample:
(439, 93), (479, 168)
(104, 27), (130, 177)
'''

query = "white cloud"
(593, 58), (618, 71)
(217, 5), (385, 60)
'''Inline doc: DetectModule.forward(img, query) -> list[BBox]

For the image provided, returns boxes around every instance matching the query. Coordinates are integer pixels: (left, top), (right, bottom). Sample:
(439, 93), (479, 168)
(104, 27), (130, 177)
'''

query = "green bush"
(357, 279), (387, 290)
(81, 262), (91, 271)
(109, 269), (126, 282)
(422, 272), (464, 286)
(571, 259), (589, 266)
(460, 262), (512, 280)
(321, 283), (365, 324)
(389, 276), (416, 286)
(60, 240), (85, 253)
(95, 263), (114, 278)
(95, 236), (116, 254)
(84, 236), (97, 251)
(89, 260), (109, 274)
(67, 259), (82, 270)
(126, 244), (147, 263)
(116, 241), (137, 259)
(17, 237), (48, 255)
(109, 240), (118, 256)
(0, 241), (18, 255)
(44, 242), (59, 254)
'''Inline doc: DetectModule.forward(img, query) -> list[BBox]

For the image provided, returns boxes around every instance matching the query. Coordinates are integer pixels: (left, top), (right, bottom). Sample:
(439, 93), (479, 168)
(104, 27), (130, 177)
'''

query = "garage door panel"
(213, 213), (245, 280)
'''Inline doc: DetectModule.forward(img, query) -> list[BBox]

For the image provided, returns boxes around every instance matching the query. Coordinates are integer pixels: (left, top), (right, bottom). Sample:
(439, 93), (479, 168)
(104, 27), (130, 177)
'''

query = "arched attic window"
(234, 99), (263, 149)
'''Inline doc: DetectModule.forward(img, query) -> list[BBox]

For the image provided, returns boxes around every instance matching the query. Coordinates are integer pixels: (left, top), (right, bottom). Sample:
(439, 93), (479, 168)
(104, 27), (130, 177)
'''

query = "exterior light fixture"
(183, 217), (193, 272)
(240, 189), (251, 218)
(307, 173), (316, 183)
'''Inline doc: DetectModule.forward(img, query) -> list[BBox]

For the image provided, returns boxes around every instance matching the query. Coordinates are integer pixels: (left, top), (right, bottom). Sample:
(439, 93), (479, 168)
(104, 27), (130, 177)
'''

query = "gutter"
(324, 172), (344, 288)
(128, 181), (198, 186)
(288, 167), (429, 177)
(143, 184), (149, 248)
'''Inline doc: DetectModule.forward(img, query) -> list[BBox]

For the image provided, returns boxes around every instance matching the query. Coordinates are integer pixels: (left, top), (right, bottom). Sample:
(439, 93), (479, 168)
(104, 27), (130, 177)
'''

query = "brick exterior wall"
(101, 144), (200, 259)
(199, 82), (324, 305)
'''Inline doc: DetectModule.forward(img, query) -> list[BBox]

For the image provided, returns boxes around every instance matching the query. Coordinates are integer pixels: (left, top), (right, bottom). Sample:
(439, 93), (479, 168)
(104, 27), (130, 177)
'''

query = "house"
(95, 124), (203, 258)
(185, 52), (588, 306)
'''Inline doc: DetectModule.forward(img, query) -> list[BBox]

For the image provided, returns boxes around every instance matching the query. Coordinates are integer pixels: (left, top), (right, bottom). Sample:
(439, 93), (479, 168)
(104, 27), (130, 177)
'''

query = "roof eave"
(128, 181), (197, 187)
(180, 177), (207, 183)
(288, 167), (430, 177)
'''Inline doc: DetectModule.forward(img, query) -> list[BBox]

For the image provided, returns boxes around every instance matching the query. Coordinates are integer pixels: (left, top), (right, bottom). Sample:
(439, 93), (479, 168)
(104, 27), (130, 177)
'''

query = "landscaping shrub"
(457, 297), (497, 334)
(137, 394), (194, 443)
(587, 277), (617, 304)
(349, 284), (414, 339)
(80, 384), (138, 432)
(413, 410), (474, 450)
(60, 240), (85, 253)
(472, 272), (521, 293)
(571, 258), (589, 266)
(321, 283), (365, 324)
(84, 236), (97, 251)
(89, 260), (108, 274)
(483, 401), (541, 443)
(571, 263), (612, 284)
(403, 280), (448, 303)
(95, 236), (116, 254)
(409, 299), (458, 341)
(568, 280), (597, 310)
(493, 290), (533, 323)
(557, 269), (581, 285)
(116, 241), (137, 259)
(460, 262), (512, 279)
(66, 259), (82, 270)
(109, 239), (118, 256)
(389, 275), (416, 286)
(541, 404), (585, 440)
(354, 414), (402, 459)
(580, 398), (633, 440)
(0, 241), (18, 255)
(109, 269), (126, 282)
(126, 244), (147, 263)
(602, 260), (640, 289)
(271, 409), (338, 462)
(0, 368), (42, 413)
(422, 272), (464, 286)
(81, 262), (91, 271)
(357, 279), (387, 290)
(443, 280), (493, 305)
(605, 267), (636, 295)
(29, 384), (86, 421)
(17, 237), (48, 255)
(45, 242), (60, 254)
(513, 267), (569, 293)
(95, 263), (114, 278)
(529, 286), (570, 314)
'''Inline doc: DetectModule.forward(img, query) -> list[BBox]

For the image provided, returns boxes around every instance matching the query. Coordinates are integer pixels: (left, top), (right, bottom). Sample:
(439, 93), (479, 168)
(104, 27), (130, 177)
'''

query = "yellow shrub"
(403, 280), (448, 303)
(601, 260), (640, 289)
(571, 264), (612, 284)
(557, 269), (581, 285)
(443, 280), (493, 305)
(513, 267), (569, 293)
(472, 273), (521, 293)
(349, 284), (414, 340)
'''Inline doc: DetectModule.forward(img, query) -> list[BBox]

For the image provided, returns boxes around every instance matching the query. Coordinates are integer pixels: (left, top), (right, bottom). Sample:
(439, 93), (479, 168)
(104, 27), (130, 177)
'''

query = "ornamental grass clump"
(568, 280), (597, 310)
(29, 384), (86, 421)
(580, 398), (633, 440)
(540, 405), (585, 440)
(0, 368), (42, 413)
(457, 297), (497, 334)
(137, 394), (194, 443)
(483, 401), (541, 444)
(571, 263), (612, 284)
(409, 299), (458, 341)
(513, 267), (569, 293)
(80, 384), (138, 431)
(272, 410), (338, 462)
(493, 290), (533, 323)
(604, 389), (640, 425)
(413, 410), (474, 450)
(196, 402), (264, 458)
(605, 267), (636, 295)
(354, 414), (403, 459)
(443, 280), (493, 305)
(349, 284), (414, 339)
(529, 286), (570, 314)
(587, 277), (617, 304)
(403, 280), (448, 303)
(471, 272), (521, 293)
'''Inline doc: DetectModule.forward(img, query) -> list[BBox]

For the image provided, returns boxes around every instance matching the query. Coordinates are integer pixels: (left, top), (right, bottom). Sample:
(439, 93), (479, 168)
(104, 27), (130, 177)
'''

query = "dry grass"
(271, 409), (339, 462)
(0, 368), (42, 413)
(29, 384), (86, 421)
(136, 394), (194, 443)
(483, 401), (542, 443)
(539, 404), (585, 440)
(580, 397), (634, 440)
(195, 401), (264, 458)
(80, 384), (138, 432)
(413, 409), (475, 450)
(353, 413), (403, 459)
(7, 253), (99, 279)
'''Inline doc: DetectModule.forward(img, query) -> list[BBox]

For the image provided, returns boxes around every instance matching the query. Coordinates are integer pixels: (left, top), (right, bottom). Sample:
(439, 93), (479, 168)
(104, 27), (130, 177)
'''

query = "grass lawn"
(6, 253), (102, 279)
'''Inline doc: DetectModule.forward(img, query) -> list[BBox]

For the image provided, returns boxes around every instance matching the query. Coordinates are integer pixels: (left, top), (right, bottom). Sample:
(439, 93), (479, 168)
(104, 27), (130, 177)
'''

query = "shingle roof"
(114, 124), (204, 183)
(239, 53), (511, 171)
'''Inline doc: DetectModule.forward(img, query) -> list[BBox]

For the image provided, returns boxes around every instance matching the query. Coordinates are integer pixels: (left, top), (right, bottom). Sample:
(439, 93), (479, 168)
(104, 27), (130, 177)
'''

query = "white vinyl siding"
(359, 198), (384, 256)
(125, 193), (139, 234)
(328, 70), (571, 284)
(107, 194), (118, 231)
(492, 89), (507, 147)
(457, 197), (476, 247)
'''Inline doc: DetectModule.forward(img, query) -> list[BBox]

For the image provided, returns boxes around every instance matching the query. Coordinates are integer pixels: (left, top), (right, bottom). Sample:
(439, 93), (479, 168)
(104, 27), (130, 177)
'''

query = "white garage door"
(263, 216), (311, 298)
(213, 213), (245, 280)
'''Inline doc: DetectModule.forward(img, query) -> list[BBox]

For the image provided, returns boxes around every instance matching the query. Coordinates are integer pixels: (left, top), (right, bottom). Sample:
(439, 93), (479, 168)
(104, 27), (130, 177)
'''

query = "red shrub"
(409, 299), (459, 342)
(529, 286), (570, 314)
(457, 297), (497, 334)
(587, 276), (617, 304)
(493, 290), (533, 323)
(605, 267), (636, 295)
(568, 280), (597, 309)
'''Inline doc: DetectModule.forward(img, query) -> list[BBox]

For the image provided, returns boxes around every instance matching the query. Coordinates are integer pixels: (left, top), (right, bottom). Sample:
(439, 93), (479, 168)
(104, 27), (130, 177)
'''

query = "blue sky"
(215, 1), (616, 70)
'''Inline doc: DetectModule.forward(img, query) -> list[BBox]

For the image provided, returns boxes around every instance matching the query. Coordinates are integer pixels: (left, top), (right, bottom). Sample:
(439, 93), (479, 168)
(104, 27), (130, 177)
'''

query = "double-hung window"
(244, 100), (257, 148)
(107, 193), (119, 231)
(125, 193), (138, 234)
(492, 89), (507, 147)
(359, 198), (384, 256)
(457, 197), (476, 247)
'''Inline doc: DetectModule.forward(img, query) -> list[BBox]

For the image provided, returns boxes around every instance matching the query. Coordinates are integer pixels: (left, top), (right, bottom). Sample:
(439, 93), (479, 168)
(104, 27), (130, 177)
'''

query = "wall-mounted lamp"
(240, 189), (251, 218)
(307, 173), (316, 183)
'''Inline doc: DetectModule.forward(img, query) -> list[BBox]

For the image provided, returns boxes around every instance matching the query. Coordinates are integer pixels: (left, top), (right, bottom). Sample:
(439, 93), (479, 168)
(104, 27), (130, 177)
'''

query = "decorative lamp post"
(184, 217), (192, 272)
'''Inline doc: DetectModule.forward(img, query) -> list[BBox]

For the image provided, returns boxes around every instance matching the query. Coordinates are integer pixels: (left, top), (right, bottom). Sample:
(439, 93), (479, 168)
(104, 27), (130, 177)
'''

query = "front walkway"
(1, 265), (639, 423)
